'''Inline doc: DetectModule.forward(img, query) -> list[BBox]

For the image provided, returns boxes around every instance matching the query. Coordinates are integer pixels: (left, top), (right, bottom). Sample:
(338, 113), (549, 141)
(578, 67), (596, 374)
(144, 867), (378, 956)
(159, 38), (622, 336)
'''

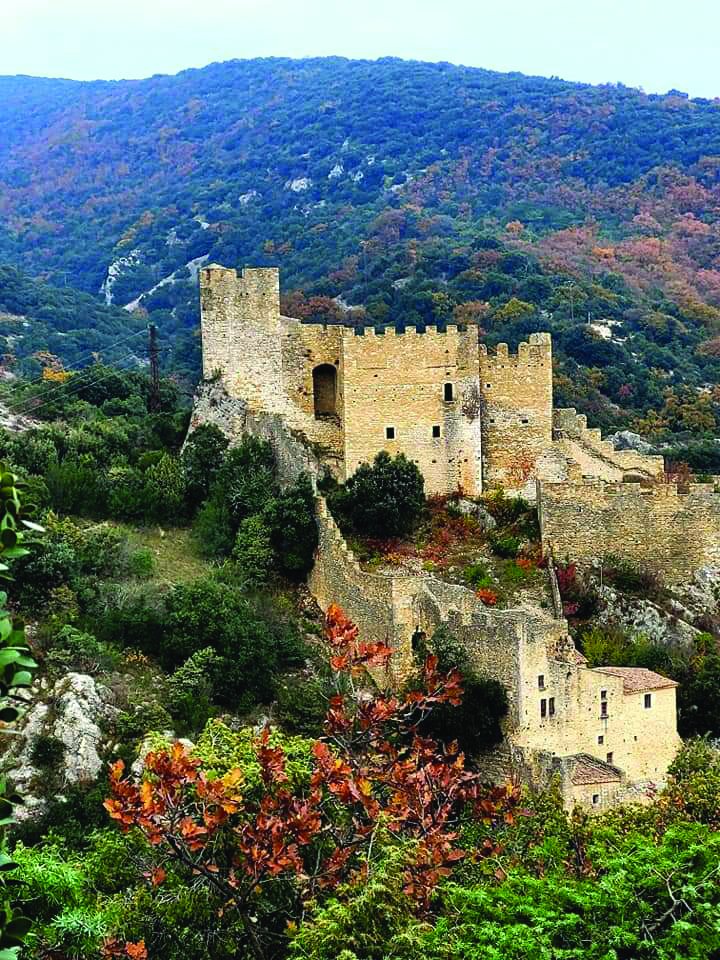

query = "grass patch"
(124, 526), (210, 585)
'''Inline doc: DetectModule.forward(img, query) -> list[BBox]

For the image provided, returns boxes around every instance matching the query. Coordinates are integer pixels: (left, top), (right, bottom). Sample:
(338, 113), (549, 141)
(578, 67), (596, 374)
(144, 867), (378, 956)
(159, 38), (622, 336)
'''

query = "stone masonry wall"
(342, 325), (483, 495)
(200, 265), (285, 415)
(479, 333), (553, 498)
(551, 408), (664, 481)
(538, 477), (720, 585)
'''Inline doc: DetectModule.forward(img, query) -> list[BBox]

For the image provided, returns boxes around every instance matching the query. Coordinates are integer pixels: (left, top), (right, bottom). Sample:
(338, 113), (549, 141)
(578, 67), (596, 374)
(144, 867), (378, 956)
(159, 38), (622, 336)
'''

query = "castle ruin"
(196, 264), (720, 807)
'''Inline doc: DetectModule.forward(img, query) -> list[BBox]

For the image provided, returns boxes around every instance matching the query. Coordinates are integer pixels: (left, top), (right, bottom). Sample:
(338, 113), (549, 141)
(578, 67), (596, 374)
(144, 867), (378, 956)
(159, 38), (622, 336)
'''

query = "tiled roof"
(569, 754), (622, 785)
(592, 666), (678, 694)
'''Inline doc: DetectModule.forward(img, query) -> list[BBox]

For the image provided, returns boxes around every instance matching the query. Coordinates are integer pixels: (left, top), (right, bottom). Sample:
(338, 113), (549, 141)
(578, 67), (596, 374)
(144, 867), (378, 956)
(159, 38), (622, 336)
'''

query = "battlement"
(545, 474), (720, 500)
(346, 323), (467, 338)
(201, 264), (280, 317)
(552, 409), (665, 482)
(479, 332), (552, 366)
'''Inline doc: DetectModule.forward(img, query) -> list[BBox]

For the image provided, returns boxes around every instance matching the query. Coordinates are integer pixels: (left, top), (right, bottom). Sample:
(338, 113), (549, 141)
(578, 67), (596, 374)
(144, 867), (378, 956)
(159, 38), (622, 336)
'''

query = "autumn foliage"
(105, 605), (520, 959)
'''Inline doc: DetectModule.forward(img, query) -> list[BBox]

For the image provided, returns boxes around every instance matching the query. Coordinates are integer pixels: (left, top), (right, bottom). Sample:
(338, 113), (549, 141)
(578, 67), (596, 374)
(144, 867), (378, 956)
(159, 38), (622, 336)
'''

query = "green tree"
(181, 423), (229, 511)
(340, 451), (425, 538)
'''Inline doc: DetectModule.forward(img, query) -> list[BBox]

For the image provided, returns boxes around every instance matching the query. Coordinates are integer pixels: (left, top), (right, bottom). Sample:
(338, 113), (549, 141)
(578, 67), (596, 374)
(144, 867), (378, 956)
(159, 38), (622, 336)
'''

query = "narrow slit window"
(606, 752), (613, 765)
(538, 675), (545, 690)
(432, 425), (441, 438)
(444, 382), (454, 401)
(548, 697), (555, 717)
(644, 693), (652, 708)
(540, 698), (547, 719)
(386, 426), (395, 440)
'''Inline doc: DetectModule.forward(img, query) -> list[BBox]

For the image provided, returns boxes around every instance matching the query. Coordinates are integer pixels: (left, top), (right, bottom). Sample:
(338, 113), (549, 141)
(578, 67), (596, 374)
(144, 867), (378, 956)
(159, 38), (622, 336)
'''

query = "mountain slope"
(2, 57), (720, 437)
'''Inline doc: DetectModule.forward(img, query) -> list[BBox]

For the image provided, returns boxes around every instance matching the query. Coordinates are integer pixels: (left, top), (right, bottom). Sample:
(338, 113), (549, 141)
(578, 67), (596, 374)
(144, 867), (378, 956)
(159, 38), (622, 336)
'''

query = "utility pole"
(149, 323), (160, 412)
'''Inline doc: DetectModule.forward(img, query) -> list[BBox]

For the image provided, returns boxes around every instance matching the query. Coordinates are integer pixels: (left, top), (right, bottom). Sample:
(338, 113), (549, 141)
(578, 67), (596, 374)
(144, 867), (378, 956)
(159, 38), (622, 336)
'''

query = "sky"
(2, 0), (720, 97)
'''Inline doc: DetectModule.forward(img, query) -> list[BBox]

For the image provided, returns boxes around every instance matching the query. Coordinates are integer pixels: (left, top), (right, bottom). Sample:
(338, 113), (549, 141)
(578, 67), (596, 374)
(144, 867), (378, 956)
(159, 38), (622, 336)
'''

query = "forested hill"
(3, 57), (720, 441)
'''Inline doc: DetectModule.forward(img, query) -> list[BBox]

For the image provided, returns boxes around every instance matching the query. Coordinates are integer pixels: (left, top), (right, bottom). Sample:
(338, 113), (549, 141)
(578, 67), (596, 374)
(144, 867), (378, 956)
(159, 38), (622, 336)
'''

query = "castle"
(197, 263), (720, 808)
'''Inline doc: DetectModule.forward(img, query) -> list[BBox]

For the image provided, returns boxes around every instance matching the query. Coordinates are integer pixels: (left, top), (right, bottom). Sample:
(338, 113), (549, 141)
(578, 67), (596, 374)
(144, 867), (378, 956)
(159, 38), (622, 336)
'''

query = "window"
(548, 697), (555, 717)
(598, 735), (604, 745)
(600, 701), (608, 718)
(521, 417), (529, 424)
(606, 752), (613, 765)
(312, 364), (337, 417)
(385, 426), (395, 440)
(644, 693), (652, 709)
(540, 698), (547, 718)
(592, 794), (599, 805)
(432, 425), (441, 438)
(600, 689), (607, 700)
(444, 382), (454, 401)
(485, 382), (491, 388)
(538, 675), (545, 690)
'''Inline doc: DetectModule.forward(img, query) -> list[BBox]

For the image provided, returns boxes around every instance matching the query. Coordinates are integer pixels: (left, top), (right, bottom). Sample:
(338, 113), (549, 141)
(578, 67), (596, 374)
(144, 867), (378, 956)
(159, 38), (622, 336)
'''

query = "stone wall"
(200, 264), (285, 415)
(538, 476), (720, 585)
(551, 408), (664, 481)
(478, 333), (553, 497)
(308, 498), (419, 680)
(342, 325), (482, 495)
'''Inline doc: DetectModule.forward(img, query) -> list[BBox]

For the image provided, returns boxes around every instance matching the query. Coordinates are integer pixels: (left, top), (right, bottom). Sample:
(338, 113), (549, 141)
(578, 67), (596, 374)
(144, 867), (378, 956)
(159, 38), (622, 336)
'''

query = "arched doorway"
(313, 364), (337, 417)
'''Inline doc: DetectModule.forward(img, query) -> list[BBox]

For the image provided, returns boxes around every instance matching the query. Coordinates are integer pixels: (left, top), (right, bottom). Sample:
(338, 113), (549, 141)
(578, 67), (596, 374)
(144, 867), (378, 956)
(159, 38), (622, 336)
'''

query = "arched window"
(313, 364), (337, 417)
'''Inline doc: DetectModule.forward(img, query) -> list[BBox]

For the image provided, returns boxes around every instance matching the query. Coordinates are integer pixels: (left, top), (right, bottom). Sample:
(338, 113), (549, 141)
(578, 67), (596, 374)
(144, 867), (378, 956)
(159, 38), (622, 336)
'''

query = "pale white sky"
(2, 0), (719, 96)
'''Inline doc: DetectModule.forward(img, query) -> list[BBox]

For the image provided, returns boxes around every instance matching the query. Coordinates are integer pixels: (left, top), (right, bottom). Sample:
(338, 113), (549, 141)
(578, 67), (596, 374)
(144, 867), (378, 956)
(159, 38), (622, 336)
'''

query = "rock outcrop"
(1, 673), (118, 822)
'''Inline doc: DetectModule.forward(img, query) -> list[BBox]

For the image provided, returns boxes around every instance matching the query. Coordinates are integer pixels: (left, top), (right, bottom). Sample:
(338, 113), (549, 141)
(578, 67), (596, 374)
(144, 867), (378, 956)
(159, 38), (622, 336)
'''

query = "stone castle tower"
(199, 264), (555, 497)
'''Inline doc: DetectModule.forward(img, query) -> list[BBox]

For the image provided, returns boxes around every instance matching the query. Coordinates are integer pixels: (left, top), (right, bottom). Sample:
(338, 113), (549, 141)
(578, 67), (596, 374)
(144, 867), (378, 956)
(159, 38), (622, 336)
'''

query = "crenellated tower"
(478, 333), (553, 494)
(199, 264), (284, 413)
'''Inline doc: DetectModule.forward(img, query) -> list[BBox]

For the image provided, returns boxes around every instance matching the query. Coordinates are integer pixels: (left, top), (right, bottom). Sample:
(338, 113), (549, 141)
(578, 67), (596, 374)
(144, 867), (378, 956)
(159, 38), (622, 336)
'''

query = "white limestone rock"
(597, 586), (701, 650)
(452, 499), (497, 531)
(609, 431), (656, 455)
(1, 673), (118, 822)
(285, 177), (311, 193)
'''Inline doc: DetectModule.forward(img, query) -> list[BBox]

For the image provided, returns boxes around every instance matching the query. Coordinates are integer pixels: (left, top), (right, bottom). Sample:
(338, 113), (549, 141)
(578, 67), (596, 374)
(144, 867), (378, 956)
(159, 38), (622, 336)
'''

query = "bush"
(274, 672), (328, 736)
(603, 554), (664, 598)
(233, 514), (274, 586)
(14, 535), (80, 611)
(483, 489), (531, 526)
(126, 547), (155, 579)
(166, 646), (219, 733)
(488, 533), (522, 558)
(30, 735), (65, 770)
(115, 703), (172, 743)
(182, 423), (229, 510)
(214, 436), (278, 524)
(415, 626), (508, 754)
(45, 461), (105, 516)
(45, 625), (117, 674)
(463, 561), (491, 588)
(88, 581), (166, 651)
(340, 451), (425, 538)
(193, 495), (236, 559)
(159, 578), (303, 708)
(143, 452), (187, 524)
(264, 473), (318, 578)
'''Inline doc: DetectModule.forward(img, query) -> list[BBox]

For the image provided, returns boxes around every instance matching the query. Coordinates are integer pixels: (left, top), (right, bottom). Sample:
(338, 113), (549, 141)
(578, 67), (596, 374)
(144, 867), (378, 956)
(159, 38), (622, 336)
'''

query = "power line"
(9, 348), (172, 418)
(10, 326), (150, 391)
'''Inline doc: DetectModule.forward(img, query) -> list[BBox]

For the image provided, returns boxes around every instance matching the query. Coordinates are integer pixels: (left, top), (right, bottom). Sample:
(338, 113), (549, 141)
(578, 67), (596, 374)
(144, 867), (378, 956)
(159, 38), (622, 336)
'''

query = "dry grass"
(125, 526), (210, 586)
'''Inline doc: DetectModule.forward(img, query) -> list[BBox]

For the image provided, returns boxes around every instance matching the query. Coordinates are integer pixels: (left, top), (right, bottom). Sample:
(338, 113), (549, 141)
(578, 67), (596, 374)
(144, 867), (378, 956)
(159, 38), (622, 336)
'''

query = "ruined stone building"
(197, 263), (715, 807)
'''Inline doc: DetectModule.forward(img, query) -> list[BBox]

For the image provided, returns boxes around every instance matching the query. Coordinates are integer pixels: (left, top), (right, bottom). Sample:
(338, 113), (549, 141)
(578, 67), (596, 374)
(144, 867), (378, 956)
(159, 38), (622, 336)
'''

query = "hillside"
(0, 368), (719, 958)
(3, 57), (720, 438)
